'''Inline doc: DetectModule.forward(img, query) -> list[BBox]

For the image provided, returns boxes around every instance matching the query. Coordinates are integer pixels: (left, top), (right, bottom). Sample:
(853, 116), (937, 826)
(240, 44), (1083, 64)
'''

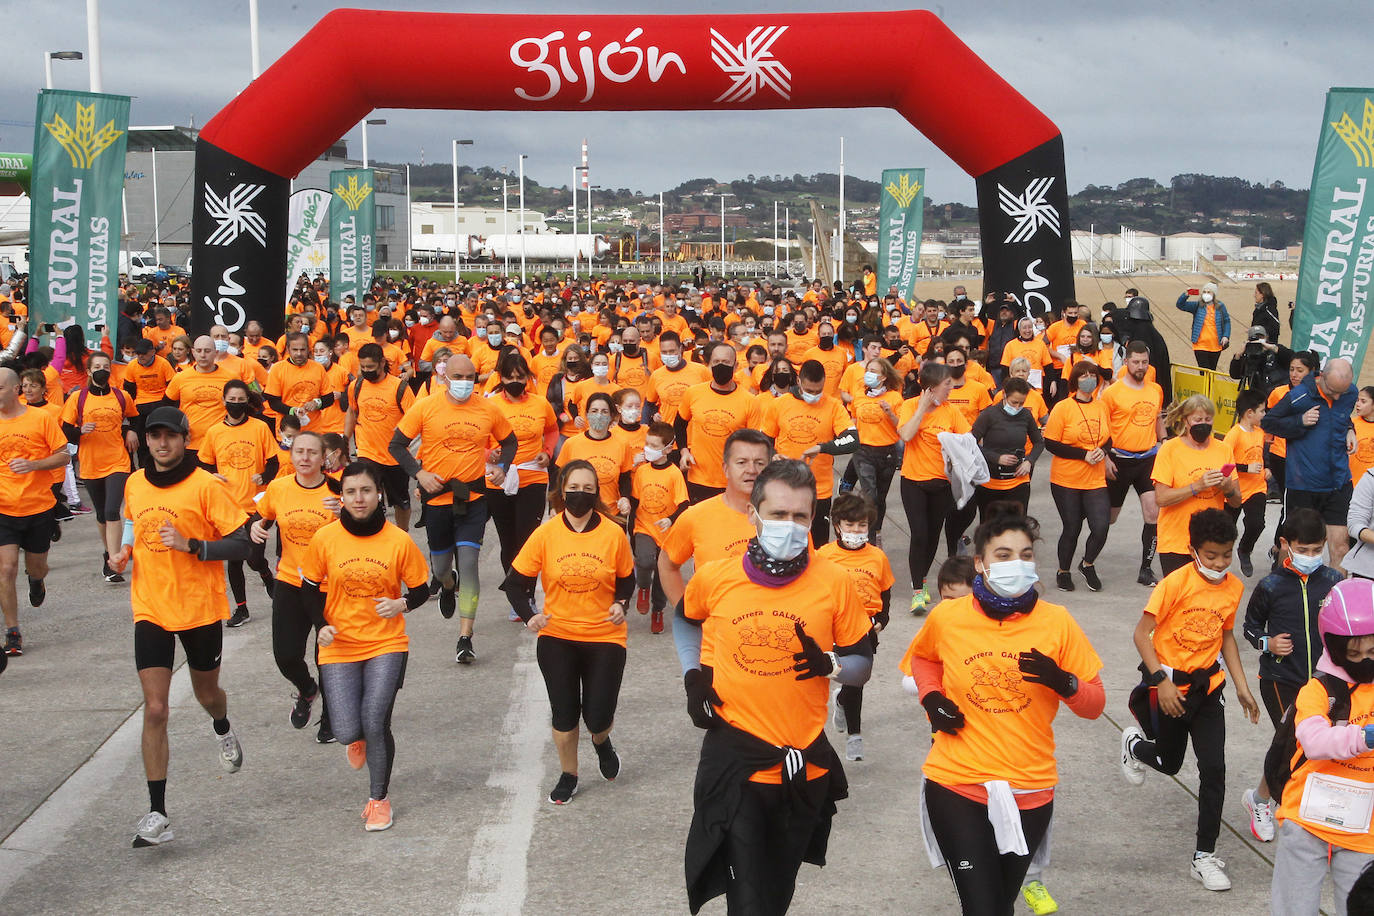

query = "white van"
(119, 250), (157, 282)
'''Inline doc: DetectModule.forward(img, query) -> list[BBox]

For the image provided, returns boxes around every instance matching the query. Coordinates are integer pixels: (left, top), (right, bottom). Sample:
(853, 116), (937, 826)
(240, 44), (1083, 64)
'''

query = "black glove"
(684, 667), (722, 729)
(1017, 648), (1078, 698)
(920, 691), (966, 735)
(792, 621), (834, 681)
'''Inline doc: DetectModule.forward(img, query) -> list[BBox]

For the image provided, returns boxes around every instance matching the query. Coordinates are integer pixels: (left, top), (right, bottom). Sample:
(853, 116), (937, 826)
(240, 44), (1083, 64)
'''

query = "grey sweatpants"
(1271, 819), (1374, 916)
(320, 651), (407, 800)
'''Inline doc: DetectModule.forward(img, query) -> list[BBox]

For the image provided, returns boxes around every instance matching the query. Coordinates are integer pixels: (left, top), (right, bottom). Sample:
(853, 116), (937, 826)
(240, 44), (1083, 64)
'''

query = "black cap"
(132, 338), (154, 355)
(144, 406), (189, 435)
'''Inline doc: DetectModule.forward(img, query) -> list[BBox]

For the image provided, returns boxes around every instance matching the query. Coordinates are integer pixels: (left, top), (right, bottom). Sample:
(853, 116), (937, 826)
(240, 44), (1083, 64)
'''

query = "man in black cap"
(111, 406), (253, 849)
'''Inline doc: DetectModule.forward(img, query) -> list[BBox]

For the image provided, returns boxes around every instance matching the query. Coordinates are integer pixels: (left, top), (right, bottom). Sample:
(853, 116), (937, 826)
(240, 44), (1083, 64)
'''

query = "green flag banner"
(877, 168), (926, 304)
(0, 153), (32, 193)
(329, 168), (375, 304)
(28, 89), (130, 344)
(1293, 88), (1374, 367)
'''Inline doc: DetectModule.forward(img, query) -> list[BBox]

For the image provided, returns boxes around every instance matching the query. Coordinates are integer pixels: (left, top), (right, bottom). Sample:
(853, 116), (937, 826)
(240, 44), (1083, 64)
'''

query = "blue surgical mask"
(863, 371), (880, 389)
(448, 378), (475, 401)
(800, 390), (822, 405)
(487, 331), (503, 345)
(213, 339), (230, 353)
(984, 560), (1039, 599)
(757, 518), (809, 561)
(662, 352), (680, 369)
(1002, 402), (1022, 417)
(1290, 552), (1323, 575)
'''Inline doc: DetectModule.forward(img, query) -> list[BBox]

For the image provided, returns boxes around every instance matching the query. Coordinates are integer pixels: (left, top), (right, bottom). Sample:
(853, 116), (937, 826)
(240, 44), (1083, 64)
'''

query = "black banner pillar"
(190, 139), (290, 340)
(975, 135), (1074, 317)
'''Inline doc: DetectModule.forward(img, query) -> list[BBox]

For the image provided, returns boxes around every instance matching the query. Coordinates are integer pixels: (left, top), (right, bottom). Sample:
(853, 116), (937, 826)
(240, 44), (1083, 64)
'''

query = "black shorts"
(134, 619), (224, 671)
(0, 510), (56, 554)
(1107, 454), (1156, 509)
(536, 635), (626, 733)
(1287, 482), (1354, 528)
(1258, 678), (1301, 729)
(423, 496), (489, 553)
(83, 472), (129, 524)
(378, 463), (412, 510)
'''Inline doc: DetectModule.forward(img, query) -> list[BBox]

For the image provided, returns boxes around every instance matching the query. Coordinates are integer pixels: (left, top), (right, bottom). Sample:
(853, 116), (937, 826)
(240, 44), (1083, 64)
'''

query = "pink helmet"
(1319, 579), (1374, 638)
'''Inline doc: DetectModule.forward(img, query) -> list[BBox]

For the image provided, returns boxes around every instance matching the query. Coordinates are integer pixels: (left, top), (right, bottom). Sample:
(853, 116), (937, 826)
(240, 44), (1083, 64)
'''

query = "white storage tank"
(1164, 232), (1209, 262)
(1207, 233), (1242, 260)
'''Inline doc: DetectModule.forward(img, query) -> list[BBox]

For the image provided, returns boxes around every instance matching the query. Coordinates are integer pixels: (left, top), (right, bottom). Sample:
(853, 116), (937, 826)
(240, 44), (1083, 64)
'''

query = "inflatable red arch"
(191, 9), (1074, 337)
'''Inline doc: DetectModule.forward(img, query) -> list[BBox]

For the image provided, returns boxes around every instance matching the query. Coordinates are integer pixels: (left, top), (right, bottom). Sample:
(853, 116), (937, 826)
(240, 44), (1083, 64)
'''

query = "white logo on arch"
(710, 26), (790, 103)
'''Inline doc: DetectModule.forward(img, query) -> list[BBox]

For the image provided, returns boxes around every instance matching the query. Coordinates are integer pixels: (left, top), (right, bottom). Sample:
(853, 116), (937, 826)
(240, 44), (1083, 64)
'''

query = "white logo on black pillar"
(998, 177), (1061, 244)
(204, 183), (267, 247)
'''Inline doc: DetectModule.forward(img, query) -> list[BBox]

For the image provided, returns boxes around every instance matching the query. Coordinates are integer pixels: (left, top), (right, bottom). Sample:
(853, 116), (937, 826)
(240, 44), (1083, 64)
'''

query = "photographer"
(1228, 325), (1292, 396)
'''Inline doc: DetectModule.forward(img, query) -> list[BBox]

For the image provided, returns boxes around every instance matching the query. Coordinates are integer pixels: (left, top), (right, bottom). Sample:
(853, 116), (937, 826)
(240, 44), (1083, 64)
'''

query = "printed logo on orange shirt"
(727, 608), (806, 677)
(964, 653), (1033, 715)
(699, 406), (741, 438)
(1170, 605), (1224, 652)
(553, 551), (603, 594)
(220, 440), (258, 471)
(1129, 401), (1158, 428)
(338, 558), (389, 598)
(440, 418), (484, 452)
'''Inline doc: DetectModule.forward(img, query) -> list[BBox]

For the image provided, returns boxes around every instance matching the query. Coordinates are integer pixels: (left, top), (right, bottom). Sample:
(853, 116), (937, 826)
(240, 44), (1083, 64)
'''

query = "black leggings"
(1050, 483), (1110, 571)
(1226, 492), (1266, 556)
(837, 684), (865, 734)
(536, 635), (626, 733)
(924, 780), (1054, 916)
(1130, 685), (1226, 853)
(84, 472), (128, 524)
(901, 478), (955, 588)
(722, 773), (831, 916)
(976, 483), (1030, 523)
(271, 581), (323, 701)
(487, 483), (548, 575)
(632, 533), (667, 610)
(1193, 349), (1221, 370)
(1159, 552), (1191, 575)
(227, 534), (273, 606)
(944, 496), (978, 556)
(811, 497), (831, 548)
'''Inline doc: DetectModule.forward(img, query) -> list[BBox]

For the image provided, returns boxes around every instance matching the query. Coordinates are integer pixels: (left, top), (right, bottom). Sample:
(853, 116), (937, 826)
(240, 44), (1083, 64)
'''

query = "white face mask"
(1201, 292), (1214, 303)
(592, 363), (609, 379)
(418, 316), (431, 325)
(838, 530), (868, 549)
(1193, 555), (1227, 582)
(448, 378), (475, 401)
(620, 406), (641, 424)
(863, 370), (881, 389)
(800, 390), (822, 405)
(643, 445), (664, 463)
(984, 559), (1039, 598)
(213, 339), (230, 353)
(756, 518), (810, 562)
(313, 354), (330, 366)
(1290, 551), (1323, 575)
(661, 352), (680, 369)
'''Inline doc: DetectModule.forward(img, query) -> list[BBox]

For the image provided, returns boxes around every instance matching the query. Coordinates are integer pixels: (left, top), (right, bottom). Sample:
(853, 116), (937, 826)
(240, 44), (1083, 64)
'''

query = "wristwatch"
(1146, 668), (1167, 687)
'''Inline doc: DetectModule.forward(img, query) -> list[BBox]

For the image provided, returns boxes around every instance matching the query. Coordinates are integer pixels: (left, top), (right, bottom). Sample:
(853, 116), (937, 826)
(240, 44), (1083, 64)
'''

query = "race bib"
(1299, 772), (1374, 834)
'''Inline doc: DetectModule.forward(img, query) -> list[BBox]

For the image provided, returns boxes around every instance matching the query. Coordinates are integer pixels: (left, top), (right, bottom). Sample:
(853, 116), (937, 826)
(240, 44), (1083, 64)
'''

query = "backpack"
(351, 374), (407, 414)
(1262, 672), (1352, 805)
(75, 385), (127, 428)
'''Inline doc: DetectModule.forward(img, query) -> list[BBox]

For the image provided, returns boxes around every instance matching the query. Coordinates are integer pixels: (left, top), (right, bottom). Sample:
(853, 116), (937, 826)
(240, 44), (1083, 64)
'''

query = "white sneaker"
(831, 686), (846, 733)
(1120, 726), (1146, 786)
(845, 734), (864, 761)
(1243, 788), (1276, 842)
(131, 810), (173, 848)
(217, 728), (243, 773)
(1190, 852), (1231, 891)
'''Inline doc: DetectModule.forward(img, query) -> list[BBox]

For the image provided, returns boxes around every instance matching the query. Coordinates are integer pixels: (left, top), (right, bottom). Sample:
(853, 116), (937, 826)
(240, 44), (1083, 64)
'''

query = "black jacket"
(1251, 297), (1281, 343)
(1242, 563), (1344, 687)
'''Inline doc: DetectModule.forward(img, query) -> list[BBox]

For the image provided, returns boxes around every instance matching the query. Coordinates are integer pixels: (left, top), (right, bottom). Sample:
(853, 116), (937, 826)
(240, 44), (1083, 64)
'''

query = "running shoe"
(49, 522), (61, 543)
(3, 628), (21, 657)
(363, 797), (393, 832)
(455, 635), (476, 665)
(1078, 562), (1102, 592)
(1055, 571), (1075, 592)
(226, 605), (250, 628)
(1137, 566), (1158, 587)
(438, 586), (456, 619)
(346, 740), (367, 770)
(650, 607), (664, 634)
(845, 734), (864, 762)
(1190, 852), (1231, 891)
(131, 811), (173, 848)
(28, 576), (44, 608)
(316, 718), (336, 745)
(104, 566), (125, 584)
(956, 535), (972, 556)
(1119, 726), (1146, 786)
(69, 502), (93, 515)
(909, 586), (932, 616)
(53, 505), (75, 523)
(1243, 788), (1275, 842)
(289, 690), (317, 729)
(832, 686), (846, 733)
(594, 738), (621, 780)
(217, 728), (243, 773)
(1021, 880), (1058, 915)
(636, 587), (650, 614)
(1239, 552), (1254, 577)
(548, 772), (578, 804)
(508, 608), (521, 622)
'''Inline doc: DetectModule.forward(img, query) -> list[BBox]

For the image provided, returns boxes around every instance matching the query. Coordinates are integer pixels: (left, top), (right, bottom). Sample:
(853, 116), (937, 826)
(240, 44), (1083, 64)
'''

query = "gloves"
(684, 667), (722, 730)
(1017, 648), (1078, 698)
(1364, 723), (1374, 751)
(921, 691), (966, 735)
(792, 622), (834, 680)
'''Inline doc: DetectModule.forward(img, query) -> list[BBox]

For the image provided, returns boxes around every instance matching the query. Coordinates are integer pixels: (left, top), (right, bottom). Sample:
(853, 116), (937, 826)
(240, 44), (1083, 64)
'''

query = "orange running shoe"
(363, 797), (393, 831)
(346, 740), (367, 770)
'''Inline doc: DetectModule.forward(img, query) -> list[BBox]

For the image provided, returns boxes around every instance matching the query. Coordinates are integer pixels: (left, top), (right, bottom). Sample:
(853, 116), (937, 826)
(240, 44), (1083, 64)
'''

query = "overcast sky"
(4, 0), (1363, 204)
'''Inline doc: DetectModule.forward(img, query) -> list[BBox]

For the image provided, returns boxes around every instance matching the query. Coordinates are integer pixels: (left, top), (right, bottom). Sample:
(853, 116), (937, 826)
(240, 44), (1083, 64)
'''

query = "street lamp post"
(773, 201), (779, 278)
(837, 136), (846, 287)
(659, 191), (666, 284)
(86, 0), (103, 92)
(361, 118), (386, 168)
(571, 166), (579, 279)
(151, 147), (160, 264)
(518, 154), (528, 284)
(451, 139), (473, 283)
(248, 0), (261, 79)
(715, 192), (734, 279)
(502, 179), (509, 278)
(43, 50), (83, 89)
(784, 205), (790, 279)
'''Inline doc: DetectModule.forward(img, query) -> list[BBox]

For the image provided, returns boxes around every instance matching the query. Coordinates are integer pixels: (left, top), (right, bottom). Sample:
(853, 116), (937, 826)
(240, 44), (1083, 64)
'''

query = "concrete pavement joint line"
(457, 635), (548, 916)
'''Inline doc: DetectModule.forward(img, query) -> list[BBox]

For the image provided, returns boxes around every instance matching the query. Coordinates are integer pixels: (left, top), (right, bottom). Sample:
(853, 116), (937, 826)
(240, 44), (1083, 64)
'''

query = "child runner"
(817, 492), (894, 762)
(1239, 508), (1343, 841)
(629, 422), (688, 634)
(1120, 508), (1261, 890)
(1223, 388), (1269, 576)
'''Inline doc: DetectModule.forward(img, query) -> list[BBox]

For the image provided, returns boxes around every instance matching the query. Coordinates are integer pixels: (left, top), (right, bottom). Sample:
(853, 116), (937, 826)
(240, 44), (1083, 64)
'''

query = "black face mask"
(361, 369), (382, 383)
(949, 364), (966, 380)
(773, 373), (794, 389)
(563, 490), (597, 517)
(90, 369), (111, 387)
(711, 363), (735, 385)
(504, 380), (527, 398)
(1189, 422), (1213, 444)
(1347, 658), (1374, 684)
(225, 402), (249, 420)
(817, 335), (834, 351)
(622, 344), (640, 357)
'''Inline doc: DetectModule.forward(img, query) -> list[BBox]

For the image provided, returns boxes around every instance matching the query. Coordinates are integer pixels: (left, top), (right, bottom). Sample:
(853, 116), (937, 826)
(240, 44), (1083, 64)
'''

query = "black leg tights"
(1050, 483), (1110, 570)
(901, 478), (955, 588)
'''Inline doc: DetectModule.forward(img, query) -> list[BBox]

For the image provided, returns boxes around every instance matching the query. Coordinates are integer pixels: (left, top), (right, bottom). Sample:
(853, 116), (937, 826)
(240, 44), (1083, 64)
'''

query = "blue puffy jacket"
(1175, 292), (1231, 346)
(1242, 561), (1344, 687)
(1261, 374), (1357, 491)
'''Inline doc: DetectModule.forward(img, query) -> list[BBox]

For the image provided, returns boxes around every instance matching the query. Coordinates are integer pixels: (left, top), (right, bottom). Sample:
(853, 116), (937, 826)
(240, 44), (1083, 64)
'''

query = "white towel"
(488, 460), (546, 495)
(919, 777), (1052, 869)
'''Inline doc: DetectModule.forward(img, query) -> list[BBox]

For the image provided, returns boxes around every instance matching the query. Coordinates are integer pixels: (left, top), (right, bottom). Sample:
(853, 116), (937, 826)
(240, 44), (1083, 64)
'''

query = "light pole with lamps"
(451, 139), (473, 283)
(518, 154), (528, 284)
(361, 118), (386, 168)
(44, 50), (83, 89)
(708, 192), (734, 279)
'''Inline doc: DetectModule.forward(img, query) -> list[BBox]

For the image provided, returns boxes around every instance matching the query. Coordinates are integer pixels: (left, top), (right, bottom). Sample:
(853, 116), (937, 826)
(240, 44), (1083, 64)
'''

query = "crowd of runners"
(2, 268), (1374, 915)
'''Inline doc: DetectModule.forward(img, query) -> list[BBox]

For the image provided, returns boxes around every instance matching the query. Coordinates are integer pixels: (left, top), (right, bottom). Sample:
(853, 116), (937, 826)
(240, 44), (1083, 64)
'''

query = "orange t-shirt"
(685, 553), (871, 783)
(1267, 385), (1291, 459)
(1350, 415), (1374, 483)
(1101, 379), (1163, 454)
(1224, 423), (1267, 502)
(255, 473), (339, 586)
(489, 391), (558, 488)
(265, 359), (334, 428)
(558, 432), (634, 505)
(999, 338), (1053, 380)
(815, 542), (894, 618)
(661, 494), (755, 568)
(945, 380), (992, 427)
(1278, 678), (1374, 852)
(1195, 305), (1222, 352)
(851, 390), (903, 447)
(124, 467), (249, 630)
(0, 406), (68, 515)
(395, 393), (514, 506)
(1044, 318), (1083, 369)
(677, 383), (763, 489)
(530, 350), (565, 394)
(1043, 397), (1111, 490)
(761, 393), (852, 497)
(1151, 436), (1237, 555)
(301, 520), (429, 664)
(785, 329), (819, 365)
(142, 323), (184, 353)
(341, 324), (375, 353)
(1144, 562), (1242, 695)
(801, 345), (851, 398)
(198, 417), (275, 511)
(898, 400), (970, 482)
(60, 389), (136, 479)
(165, 365), (239, 449)
(123, 356), (177, 405)
(350, 375), (416, 466)
(512, 512), (635, 647)
(610, 351), (659, 400)
(631, 460), (689, 546)
(420, 334), (468, 365)
(906, 594), (1103, 789)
